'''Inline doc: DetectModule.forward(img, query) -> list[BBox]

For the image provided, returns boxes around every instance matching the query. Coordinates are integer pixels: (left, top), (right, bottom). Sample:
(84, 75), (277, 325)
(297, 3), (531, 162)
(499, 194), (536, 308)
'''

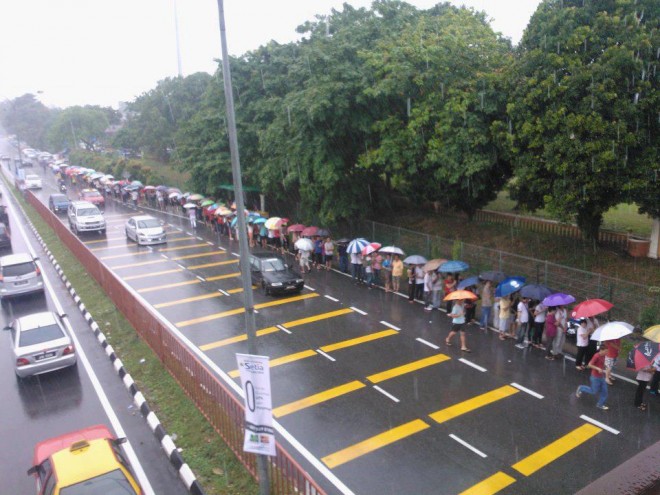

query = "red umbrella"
(287, 224), (305, 233)
(571, 299), (613, 318)
(626, 341), (659, 371)
(301, 226), (318, 237)
(361, 242), (382, 255)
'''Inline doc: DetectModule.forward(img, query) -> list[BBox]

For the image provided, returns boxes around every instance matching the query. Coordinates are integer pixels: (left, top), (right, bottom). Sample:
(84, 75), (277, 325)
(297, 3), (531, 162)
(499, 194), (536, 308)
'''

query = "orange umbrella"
(443, 290), (478, 301)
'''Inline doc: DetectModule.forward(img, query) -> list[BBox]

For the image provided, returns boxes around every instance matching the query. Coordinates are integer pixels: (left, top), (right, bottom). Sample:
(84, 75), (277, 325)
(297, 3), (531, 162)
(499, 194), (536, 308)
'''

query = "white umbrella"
(379, 246), (404, 255)
(403, 254), (428, 265)
(347, 238), (369, 254)
(169, 192), (181, 199)
(295, 238), (314, 251)
(591, 321), (634, 341)
(183, 203), (197, 209)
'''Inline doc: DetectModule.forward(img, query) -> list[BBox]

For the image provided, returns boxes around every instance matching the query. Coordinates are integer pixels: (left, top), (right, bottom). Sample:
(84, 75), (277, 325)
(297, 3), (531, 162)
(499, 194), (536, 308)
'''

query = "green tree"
(47, 105), (114, 151)
(507, 0), (658, 242)
(0, 93), (54, 150)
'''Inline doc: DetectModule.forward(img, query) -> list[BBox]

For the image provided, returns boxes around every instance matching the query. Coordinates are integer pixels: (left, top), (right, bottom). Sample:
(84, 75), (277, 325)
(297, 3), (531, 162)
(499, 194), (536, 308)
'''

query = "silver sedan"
(125, 215), (167, 246)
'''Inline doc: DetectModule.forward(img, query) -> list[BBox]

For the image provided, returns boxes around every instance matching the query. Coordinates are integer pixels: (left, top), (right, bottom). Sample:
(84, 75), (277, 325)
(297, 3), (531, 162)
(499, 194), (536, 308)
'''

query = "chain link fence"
(345, 220), (658, 327)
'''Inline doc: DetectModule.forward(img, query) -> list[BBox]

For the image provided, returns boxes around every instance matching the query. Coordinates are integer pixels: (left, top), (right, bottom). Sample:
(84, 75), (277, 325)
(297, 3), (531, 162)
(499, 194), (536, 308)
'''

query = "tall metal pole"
(215, 1), (269, 493)
(173, 0), (183, 77)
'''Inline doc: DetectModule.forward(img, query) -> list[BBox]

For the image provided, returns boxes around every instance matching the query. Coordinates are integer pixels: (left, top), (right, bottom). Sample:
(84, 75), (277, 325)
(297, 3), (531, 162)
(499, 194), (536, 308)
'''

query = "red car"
(78, 188), (105, 207)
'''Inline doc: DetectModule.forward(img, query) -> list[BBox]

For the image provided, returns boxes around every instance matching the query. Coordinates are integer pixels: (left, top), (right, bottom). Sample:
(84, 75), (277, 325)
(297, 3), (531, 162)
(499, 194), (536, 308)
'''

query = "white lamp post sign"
(236, 353), (276, 456)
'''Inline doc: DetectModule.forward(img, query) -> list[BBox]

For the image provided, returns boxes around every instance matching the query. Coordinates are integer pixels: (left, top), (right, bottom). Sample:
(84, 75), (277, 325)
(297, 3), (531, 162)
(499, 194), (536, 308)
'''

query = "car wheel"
(100, 229), (106, 235)
(261, 281), (269, 296)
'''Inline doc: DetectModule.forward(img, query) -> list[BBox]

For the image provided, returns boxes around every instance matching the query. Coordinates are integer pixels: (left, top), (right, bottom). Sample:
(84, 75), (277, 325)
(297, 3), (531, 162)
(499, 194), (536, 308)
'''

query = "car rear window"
(78, 208), (100, 216)
(19, 324), (65, 347)
(2, 261), (35, 277)
(60, 469), (135, 495)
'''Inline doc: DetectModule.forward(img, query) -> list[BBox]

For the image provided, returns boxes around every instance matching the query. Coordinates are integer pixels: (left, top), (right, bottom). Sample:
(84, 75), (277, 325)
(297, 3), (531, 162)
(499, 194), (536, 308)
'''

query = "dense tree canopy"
(47, 105), (119, 151)
(0, 94), (54, 151)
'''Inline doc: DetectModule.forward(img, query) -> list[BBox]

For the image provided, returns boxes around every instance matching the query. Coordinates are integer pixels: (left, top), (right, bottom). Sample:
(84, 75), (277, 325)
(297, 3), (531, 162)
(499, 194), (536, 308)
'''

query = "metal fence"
(352, 220), (658, 327)
(26, 192), (326, 495)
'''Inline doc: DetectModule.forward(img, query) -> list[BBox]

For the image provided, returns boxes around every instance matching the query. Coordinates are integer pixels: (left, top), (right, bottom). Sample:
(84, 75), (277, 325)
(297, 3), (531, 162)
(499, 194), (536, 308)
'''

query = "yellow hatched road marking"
(138, 279), (201, 293)
(512, 423), (601, 476)
(172, 250), (225, 260)
(429, 385), (519, 424)
(320, 329), (398, 353)
(206, 272), (240, 281)
(367, 354), (450, 384)
(102, 213), (133, 219)
(322, 419), (430, 469)
(92, 243), (131, 252)
(273, 381), (366, 418)
(198, 307), (352, 351)
(188, 259), (239, 269)
(100, 243), (209, 260)
(154, 292), (224, 309)
(162, 236), (199, 244)
(176, 293), (319, 327)
(111, 259), (168, 270)
(199, 326), (279, 351)
(124, 269), (183, 281)
(228, 350), (317, 378)
(227, 287), (244, 294)
(459, 472), (517, 495)
(84, 236), (125, 244)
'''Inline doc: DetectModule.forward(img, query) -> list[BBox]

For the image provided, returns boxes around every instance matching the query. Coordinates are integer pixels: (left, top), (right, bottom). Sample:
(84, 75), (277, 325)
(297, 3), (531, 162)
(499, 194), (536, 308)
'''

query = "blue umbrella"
(439, 260), (470, 273)
(495, 277), (526, 297)
(403, 254), (428, 265)
(458, 276), (480, 290)
(542, 292), (576, 307)
(520, 284), (553, 301)
(347, 238), (369, 254)
(252, 217), (267, 225)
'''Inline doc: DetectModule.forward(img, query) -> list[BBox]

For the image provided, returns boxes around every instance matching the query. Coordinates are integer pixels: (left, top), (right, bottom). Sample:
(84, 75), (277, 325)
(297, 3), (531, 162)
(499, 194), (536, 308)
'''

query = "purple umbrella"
(542, 292), (576, 307)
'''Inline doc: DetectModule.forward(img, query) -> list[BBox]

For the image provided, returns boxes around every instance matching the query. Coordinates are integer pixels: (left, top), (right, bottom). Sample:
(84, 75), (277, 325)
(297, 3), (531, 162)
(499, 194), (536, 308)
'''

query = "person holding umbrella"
(444, 291), (476, 352)
(498, 295), (512, 340)
(604, 338), (621, 385)
(392, 255), (404, 293)
(553, 305), (568, 357)
(575, 319), (590, 370)
(576, 344), (610, 410)
(634, 362), (654, 411)
(324, 237), (334, 270)
(479, 280), (494, 332)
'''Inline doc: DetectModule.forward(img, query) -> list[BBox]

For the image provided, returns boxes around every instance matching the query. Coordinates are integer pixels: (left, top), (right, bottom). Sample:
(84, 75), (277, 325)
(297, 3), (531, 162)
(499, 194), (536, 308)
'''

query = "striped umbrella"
(347, 238), (369, 254)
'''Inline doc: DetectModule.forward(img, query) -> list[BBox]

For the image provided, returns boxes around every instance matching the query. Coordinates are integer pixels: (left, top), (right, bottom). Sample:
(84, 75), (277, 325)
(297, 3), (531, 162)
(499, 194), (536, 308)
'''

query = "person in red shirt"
(576, 345), (609, 410)
(604, 338), (621, 385)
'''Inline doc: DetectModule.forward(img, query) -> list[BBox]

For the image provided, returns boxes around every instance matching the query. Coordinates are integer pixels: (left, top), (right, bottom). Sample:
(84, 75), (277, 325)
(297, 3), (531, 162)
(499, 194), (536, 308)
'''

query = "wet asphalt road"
(14, 156), (660, 495)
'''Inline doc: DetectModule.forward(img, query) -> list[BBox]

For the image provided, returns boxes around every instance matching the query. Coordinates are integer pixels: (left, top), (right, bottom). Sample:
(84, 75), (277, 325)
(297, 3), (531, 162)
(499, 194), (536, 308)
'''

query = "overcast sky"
(0, 0), (541, 109)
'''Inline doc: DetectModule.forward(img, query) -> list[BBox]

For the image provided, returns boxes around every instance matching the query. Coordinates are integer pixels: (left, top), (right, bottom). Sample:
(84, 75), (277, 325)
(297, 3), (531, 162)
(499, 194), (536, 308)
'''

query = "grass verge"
(11, 190), (258, 495)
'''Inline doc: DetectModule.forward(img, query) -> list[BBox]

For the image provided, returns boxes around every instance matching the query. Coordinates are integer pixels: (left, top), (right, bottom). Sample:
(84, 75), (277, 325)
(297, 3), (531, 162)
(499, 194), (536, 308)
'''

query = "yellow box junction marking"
(322, 419), (430, 469)
(273, 381), (366, 418)
(110, 259), (168, 270)
(367, 354), (450, 384)
(458, 472), (517, 495)
(429, 385), (519, 425)
(199, 307), (353, 351)
(138, 279), (203, 293)
(512, 423), (602, 476)
(206, 272), (240, 282)
(154, 292), (224, 309)
(229, 350), (318, 378)
(100, 243), (209, 260)
(124, 268), (183, 281)
(172, 251), (226, 260)
(188, 259), (239, 269)
(176, 293), (319, 327)
(84, 236), (125, 244)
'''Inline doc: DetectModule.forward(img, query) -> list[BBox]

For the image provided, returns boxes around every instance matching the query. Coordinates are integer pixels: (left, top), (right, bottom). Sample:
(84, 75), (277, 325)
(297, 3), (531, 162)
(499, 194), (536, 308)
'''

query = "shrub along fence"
(346, 220), (658, 328)
(26, 191), (326, 495)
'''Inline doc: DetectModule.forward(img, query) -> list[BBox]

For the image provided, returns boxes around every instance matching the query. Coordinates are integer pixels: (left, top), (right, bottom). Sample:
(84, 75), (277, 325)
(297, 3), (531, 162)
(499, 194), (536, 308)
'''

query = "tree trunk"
(576, 207), (602, 250)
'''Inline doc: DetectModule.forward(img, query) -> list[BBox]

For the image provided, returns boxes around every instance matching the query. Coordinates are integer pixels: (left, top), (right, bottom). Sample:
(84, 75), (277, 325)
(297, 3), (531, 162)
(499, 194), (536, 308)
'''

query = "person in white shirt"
(531, 302), (547, 348)
(350, 252), (361, 283)
(552, 306), (568, 357)
(514, 298), (530, 348)
(575, 319), (589, 370)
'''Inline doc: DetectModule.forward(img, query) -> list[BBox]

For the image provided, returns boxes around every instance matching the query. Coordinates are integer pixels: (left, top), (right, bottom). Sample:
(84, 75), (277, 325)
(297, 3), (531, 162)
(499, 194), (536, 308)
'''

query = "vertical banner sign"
(236, 353), (276, 456)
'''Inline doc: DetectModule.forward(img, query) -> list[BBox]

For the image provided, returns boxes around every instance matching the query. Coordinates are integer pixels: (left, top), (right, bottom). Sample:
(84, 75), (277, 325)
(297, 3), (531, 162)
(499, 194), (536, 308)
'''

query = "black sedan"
(249, 252), (304, 295)
(48, 193), (70, 213)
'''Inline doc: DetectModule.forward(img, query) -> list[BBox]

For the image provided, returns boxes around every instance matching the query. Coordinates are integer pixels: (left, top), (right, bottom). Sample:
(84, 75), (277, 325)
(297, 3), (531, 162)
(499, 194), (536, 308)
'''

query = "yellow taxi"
(27, 424), (143, 494)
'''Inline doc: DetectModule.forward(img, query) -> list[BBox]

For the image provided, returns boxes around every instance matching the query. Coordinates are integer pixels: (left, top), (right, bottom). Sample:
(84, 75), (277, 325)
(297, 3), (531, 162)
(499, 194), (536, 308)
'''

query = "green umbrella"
(200, 199), (214, 207)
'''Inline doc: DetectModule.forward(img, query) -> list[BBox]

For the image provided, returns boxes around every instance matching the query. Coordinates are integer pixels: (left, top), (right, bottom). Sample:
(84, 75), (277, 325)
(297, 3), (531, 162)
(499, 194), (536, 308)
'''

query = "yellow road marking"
(124, 269), (183, 281)
(227, 287), (244, 294)
(367, 354), (450, 384)
(459, 472), (517, 495)
(176, 293), (319, 327)
(199, 326), (279, 351)
(429, 386), (519, 424)
(320, 329), (398, 353)
(512, 423), (602, 476)
(188, 259), (239, 269)
(154, 292), (224, 309)
(198, 307), (352, 350)
(273, 381), (366, 418)
(84, 236), (125, 244)
(172, 250), (225, 260)
(100, 243), (209, 260)
(229, 350), (317, 378)
(163, 236), (199, 244)
(92, 243), (130, 252)
(91, 234), (191, 251)
(110, 259), (168, 270)
(138, 279), (201, 293)
(206, 272), (240, 282)
(322, 419), (430, 469)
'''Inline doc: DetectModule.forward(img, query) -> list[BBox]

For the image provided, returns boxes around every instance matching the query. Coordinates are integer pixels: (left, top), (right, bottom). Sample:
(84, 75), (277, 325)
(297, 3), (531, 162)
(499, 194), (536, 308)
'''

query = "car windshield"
(60, 469), (137, 495)
(137, 219), (160, 229)
(78, 208), (100, 216)
(26, 175), (40, 180)
(19, 324), (65, 347)
(3, 261), (35, 277)
(261, 258), (286, 272)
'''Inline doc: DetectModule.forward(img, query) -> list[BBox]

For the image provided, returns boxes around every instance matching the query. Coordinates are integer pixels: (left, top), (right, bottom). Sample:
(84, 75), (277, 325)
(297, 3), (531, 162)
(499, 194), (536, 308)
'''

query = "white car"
(0, 253), (44, 300)
(24, 174), (42, 189)
(125, 215), (167, 245)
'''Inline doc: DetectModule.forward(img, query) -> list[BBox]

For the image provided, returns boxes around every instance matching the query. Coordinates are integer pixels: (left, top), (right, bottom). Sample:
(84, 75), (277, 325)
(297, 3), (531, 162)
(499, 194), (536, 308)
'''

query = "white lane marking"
(231, 252), (240, 257)
(196, 275), (205, 282)
(218, 289), (230, 296)
(206, 241), (214, 245)
(196, 236), (204, 241)
(304, 285), (316, 291)
(176, 227), (183, 231)
(7, 197), (156, 494)
(373, 385), (400, 403)
(177, 264), (186, 270)
(449, 434), (488, 458)
(160, 254), (169, 259)
(380, 321), (401, 331)
(580, 415), (620, 435)
(416, 338), (439, 350)
(324, 295), (339, 302)
(316, 350), (336, 362)
(349, 306), (367, 315)
(276, 324), (292, 334)
(459, 358), (487, 372)
(185, 231), (193, 236)
(511, 382), (544, 399)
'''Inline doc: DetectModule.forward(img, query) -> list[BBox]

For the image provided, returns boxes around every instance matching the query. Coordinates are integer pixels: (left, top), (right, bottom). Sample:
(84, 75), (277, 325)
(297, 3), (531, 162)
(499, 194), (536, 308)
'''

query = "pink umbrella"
(361, 242), (382, 255)
(287, 224), (305, 233)
(571, 299), (613, 318)
(301, 226), (318, 237)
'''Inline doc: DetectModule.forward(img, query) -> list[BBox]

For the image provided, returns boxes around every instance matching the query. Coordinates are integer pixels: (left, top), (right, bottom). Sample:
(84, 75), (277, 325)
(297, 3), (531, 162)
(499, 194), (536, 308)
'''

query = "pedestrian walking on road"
(443, 274), (456, 312)
(446, 300), (470, 352)
(576, 345), (610, 410)
(188, 207), (197, 229)
(634, 364), (654, 411)
(575, 320), (589, 370)
(604, 338), (621, 386)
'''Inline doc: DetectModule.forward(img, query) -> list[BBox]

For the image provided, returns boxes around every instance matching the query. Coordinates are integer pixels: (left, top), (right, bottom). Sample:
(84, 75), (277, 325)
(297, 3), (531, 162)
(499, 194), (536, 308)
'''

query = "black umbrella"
(479, 271), (506, 283)
(317, 228), (331, 237)
(520, 284), (553, 301)
(336, 238), (350, 244)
